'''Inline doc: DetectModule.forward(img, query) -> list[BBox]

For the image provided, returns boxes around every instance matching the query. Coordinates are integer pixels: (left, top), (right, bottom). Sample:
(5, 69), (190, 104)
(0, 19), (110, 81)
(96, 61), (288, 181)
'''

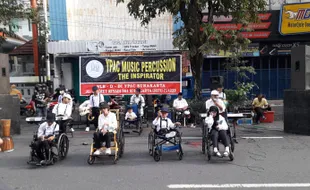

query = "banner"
(279, 3), (310, 35)
(79, 56), (181, 95)
(207, 43), (260, 58)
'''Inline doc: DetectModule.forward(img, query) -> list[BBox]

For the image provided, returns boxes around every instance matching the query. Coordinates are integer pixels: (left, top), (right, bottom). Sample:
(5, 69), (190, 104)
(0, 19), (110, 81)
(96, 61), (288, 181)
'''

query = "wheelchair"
(55, 115), (74, 138)
(147, 126), (184, 162)
(26, 117), (69, 166)
(202, 122), (235, 161)
(122, 104), (143, 135)
(87, 109), (125, 165)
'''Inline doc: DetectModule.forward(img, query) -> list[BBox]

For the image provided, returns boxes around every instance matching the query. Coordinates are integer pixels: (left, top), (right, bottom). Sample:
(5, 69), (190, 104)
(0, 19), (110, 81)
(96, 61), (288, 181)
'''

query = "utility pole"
(30, 0), (39, 76)
(43, 0), (51, 81)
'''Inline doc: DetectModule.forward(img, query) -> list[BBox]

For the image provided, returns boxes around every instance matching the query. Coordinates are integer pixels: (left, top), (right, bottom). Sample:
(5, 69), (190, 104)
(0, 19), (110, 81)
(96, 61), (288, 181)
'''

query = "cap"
(46, 113), (55, 122)
(99, 102), (109, 109)
(211, 90), (219, 96)
(63, 93), (72, 100)
(161, 107), (169, 113)
(178, 92), (182, 96)
(92, 86), (98, 91)
(11, 84), (16, 89)
(135, 88), (141, 93)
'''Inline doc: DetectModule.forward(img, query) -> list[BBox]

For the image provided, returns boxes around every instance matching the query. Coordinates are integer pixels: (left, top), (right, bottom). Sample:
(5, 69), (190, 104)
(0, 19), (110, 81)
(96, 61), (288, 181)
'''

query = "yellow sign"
(280, 3), (310, 35)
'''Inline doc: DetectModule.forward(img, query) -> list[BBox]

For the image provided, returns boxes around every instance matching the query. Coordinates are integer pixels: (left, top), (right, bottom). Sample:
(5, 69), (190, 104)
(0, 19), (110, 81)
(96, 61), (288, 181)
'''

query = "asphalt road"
(1, 121), (310, 190)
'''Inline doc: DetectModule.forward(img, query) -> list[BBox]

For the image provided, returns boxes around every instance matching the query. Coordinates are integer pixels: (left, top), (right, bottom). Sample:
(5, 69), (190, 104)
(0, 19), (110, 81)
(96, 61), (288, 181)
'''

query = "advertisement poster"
(279, 3), (310, 35)
(79, 56), (182, 95)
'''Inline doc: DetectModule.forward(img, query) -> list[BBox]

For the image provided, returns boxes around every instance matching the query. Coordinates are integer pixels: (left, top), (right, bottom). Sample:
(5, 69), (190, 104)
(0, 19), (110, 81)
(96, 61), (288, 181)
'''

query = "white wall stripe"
(168, 183), (310, 189)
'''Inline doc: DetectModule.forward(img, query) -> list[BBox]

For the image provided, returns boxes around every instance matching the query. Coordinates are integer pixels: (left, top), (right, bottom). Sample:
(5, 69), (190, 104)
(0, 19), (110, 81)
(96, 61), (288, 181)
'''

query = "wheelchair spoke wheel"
(119, 132), (125, 158)
(58, 134), (69, 160)
(178, 145), (183, 160)
(205, 135), (211, 161)
(87, 155), (95, 165)
(153, 150), (161, 162)
(148, 133), (154, 156)
(229, 152), (234, 161)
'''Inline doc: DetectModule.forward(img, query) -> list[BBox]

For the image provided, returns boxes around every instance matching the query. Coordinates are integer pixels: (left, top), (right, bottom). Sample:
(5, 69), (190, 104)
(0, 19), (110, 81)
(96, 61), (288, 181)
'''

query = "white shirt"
(79, 100), (91, 110)
(219, 92), (226, 100)
(90, 94), (104, 108)
(152, 117), (175, 132)
(205, 98), (226, 113)
(37, 122), (59, 138)
(52, 103), (72, 118)
(173, 98), (188, 109)
(98, 112), (118, 131)
(130, 94), (145, 107)
(125, 112), (137, 120)
(205, 115), (228, 131)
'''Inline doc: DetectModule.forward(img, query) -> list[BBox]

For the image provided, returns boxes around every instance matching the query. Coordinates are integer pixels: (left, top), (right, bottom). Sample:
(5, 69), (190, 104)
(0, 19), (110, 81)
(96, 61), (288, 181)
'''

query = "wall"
(49, 0), (173, 41)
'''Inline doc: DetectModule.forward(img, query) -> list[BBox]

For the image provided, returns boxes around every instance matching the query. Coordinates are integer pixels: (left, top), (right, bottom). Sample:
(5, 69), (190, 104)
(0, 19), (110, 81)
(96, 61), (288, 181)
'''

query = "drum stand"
(0, 119), (14, 152)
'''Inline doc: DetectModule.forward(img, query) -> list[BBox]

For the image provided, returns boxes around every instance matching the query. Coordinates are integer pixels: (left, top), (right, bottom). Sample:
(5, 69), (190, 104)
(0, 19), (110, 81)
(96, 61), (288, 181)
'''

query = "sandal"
(223, 151), (229, 157)
(214, 151), (222, 157)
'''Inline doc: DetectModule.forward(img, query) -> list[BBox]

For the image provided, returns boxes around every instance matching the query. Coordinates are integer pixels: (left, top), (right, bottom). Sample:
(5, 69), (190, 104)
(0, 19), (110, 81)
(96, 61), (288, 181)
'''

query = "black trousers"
(93, 131), (113, 149)
(92, 107), (100, 129)
(59, 119), (72, 133)
(86, 113), (90, 127)
(211, 129), (229, 148)
(33, 140), (52, 160)
(254, 106), (271, 123)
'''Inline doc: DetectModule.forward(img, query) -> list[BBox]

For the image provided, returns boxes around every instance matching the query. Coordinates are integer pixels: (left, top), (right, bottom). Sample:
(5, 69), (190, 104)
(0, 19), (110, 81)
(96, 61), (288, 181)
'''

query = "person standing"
(10, 84), (22, 101)
(52, 93), (74, 133)
(32, 84), (49, 117)
(130, 88), (145, 117)
(89, 86), (105, 129)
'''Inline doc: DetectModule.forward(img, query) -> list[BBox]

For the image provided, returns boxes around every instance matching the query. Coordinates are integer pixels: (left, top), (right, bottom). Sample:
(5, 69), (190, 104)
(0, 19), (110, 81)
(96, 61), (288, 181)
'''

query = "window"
(270, 57), (278, 69)
(211, 59), (219, 71)
(287, 56), (291, 68)
(253, 58), (261, 69)
(278, 56), (287, 69)
(219, 59), (228, 70)
(203, 59), (211, 71)
(28, 19), (32, 31)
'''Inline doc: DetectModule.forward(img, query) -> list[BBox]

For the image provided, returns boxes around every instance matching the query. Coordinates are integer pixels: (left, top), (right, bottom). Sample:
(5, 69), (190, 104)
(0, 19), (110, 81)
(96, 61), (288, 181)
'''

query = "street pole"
(30, 0), (39, 77)
(43, 0), (51, 81)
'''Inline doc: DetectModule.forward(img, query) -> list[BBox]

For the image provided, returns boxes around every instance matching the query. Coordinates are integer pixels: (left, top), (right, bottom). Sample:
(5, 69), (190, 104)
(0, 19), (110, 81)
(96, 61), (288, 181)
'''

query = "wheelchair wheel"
(119, 131), (125, 158)
(57, 134), (69, 160)
(148, 132), (154, 156)
(138, 120), (143, 136)
(87, 155), (95, 165)
(154, 150), (161, 162)
(178, 144), (183, 160)
(205, 134), (211, 161)
(229, 150), (234, 161)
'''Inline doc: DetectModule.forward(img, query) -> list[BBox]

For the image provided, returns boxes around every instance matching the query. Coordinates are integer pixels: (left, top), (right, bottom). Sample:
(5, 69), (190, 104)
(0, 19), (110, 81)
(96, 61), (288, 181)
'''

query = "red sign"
(80, 82), (181, 95)
(202, 13), (271, 23)
(241, 31), (271, 39)
(213, 22), (271, 30)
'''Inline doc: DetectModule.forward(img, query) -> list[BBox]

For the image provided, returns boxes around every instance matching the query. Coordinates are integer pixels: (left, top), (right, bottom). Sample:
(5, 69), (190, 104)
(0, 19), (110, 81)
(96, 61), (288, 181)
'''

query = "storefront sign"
(203, 13), (271, 22)
(279, 3), (310, 35)
(207, 43), (260, 58)
(100, 52), (144, 56)
(79, 56), (181, 95)
(87, 40), (160, 52)
(241, 31), (271, 39)
(213, 22), (271, 30)
(259, 42), (303, 56)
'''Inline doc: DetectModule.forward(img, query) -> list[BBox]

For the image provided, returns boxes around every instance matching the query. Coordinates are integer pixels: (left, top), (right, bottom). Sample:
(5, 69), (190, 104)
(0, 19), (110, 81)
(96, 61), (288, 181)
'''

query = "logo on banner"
(85, 60), (104, 78)
(280, 3), (310, 35)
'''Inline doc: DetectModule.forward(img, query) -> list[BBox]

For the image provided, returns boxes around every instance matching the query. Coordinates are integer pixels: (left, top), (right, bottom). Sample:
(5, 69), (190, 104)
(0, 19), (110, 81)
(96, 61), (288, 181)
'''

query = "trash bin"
(260, 111), (275, 123)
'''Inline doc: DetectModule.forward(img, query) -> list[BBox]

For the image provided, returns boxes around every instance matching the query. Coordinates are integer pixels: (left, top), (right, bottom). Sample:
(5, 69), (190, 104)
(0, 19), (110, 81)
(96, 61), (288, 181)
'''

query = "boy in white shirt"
(130, 88), (145, 117)
(89, 86), (105, 129)
(32, 113), (59, 165)
(125, 106), (137, 121)
(153, 107), (181, 138)
(52, 93), (73, 133)
(93, 103), (118, 155)
(79, 95), (92, 132)
(173, 92), (188, 111)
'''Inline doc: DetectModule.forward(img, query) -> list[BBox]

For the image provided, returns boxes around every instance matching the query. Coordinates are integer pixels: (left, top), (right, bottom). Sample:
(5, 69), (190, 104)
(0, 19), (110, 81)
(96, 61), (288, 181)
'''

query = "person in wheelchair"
(153, 107), (181, 138)
(125, 106), (137, 123)
(205, 106), (230, 157)
(52, 93), (74, 133)
(31, 113), (59, 165)
(93, 103), (118, 155)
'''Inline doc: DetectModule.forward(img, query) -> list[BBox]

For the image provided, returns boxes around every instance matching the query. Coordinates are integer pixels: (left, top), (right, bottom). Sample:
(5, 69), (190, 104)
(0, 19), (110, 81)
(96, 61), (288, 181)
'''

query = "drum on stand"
(0, 119), (14, 152)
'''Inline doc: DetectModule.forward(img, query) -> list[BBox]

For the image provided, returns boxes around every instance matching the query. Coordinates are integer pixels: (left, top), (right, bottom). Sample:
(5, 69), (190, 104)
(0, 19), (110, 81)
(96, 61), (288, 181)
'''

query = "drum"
(1, 119), (11, 137)
(0, 119), (14, 152)
(1, 137), (14, 152)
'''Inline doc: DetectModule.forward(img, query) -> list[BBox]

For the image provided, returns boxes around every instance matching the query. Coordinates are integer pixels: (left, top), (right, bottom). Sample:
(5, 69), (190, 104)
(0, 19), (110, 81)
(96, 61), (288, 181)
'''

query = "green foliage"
(117, 0), (267, 99)
(0, 0), (26, 45)
(186, 98), (207, 124)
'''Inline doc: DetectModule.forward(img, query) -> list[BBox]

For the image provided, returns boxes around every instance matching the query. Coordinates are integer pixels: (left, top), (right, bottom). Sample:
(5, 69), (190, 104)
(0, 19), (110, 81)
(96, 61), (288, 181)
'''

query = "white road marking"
(242, 137), (283, 139)
(167, 183), (310, 189)
(182, 137), (202, 140)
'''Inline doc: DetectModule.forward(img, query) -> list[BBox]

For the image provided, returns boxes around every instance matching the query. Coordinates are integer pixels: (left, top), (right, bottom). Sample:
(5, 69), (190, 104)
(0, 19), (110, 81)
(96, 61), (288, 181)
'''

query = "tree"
(0, 0), (26, 45)
(117, 0), (267, 99)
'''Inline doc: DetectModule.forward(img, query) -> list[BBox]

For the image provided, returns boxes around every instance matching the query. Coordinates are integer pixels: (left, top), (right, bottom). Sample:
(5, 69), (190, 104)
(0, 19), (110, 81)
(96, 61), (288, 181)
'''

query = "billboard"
(279, 3), (310, 35)
(79, 56), (182, 96)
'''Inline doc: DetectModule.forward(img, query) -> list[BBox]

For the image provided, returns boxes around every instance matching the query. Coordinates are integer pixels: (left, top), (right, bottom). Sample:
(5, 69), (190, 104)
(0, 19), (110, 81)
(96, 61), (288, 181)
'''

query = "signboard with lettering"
(86, 40), (163, 52)
(279, 3), (310, 35)
(207, 43), (260, 58)
(79, 56), (182, 95)
(259, 42), (306, 56)
(202, 13), (272, 23)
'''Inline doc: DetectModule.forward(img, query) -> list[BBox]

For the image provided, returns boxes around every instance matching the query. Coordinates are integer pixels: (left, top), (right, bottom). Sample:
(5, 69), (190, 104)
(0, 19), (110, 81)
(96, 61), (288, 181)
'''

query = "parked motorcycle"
(24, 100), (36, 117)
(20, 98), (28, 116)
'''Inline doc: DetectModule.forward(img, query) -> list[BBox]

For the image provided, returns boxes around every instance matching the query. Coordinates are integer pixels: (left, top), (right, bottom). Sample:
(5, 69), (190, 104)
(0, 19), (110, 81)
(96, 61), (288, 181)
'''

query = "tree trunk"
(190, 52), (204, 100)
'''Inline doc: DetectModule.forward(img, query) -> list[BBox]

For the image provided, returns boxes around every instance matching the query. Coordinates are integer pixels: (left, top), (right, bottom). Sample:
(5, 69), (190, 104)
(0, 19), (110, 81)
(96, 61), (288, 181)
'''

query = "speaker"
(291, 45), (310, 90)
(0, 54), (10, 94)
(210, 76), (224, 90)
